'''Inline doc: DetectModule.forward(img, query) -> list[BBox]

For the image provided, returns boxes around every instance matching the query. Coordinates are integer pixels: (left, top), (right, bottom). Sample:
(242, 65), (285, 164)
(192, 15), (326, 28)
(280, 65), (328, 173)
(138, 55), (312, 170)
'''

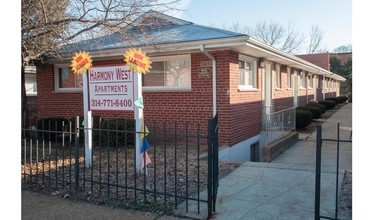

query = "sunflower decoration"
(124, 48), (152, 74)
(71, 51), (93, 74)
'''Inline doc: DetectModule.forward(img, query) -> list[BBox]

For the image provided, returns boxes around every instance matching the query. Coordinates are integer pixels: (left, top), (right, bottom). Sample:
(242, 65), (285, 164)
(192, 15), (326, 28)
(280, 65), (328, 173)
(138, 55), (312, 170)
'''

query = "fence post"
(207, 119), (213, 218)
(75, 116), (80, 193)
(314, 125), (322, 220)
(212, 115), (219, 213)
(334, 123), (340, 219)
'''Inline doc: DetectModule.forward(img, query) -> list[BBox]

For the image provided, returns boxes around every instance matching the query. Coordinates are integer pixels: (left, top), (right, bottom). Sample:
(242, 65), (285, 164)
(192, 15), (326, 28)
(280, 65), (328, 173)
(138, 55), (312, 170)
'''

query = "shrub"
(297, 106), (322, 119)
(307, 102), (326, 114)
(319, 100), (337, 110)
(100, 119), (136, 145)
(69, 115), (103, 142)
(36, 117), (69, 140)
(335, 96), (348, 103)
(296, 109), (313, 129)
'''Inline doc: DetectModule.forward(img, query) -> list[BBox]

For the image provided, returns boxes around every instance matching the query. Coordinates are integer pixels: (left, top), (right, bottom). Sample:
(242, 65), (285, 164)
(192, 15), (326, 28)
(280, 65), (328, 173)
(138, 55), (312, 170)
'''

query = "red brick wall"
(226, 52), (262, 146)
(296, 53), (330, 71)
(36, 51), (241, 146)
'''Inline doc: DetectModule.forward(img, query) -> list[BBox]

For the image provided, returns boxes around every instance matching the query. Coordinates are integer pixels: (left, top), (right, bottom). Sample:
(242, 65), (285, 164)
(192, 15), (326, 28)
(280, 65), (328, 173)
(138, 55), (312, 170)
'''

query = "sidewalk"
(179, 103), (352, 219)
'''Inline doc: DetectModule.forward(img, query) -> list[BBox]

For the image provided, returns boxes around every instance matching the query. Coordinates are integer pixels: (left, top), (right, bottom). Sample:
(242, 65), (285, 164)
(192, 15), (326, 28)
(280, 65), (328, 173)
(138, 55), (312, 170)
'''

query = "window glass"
(276, 65), (281, 88)
(58, 67), (83, 89)
(287, 67), (291, 88)
(144, 61), (164, 86)
(143, 56), (191, 89)
(239, 59), (255, 88)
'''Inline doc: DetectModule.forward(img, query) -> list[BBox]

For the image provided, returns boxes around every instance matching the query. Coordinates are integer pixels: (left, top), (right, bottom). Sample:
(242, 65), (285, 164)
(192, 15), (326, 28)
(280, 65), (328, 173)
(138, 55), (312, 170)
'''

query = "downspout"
(200, 44), (217, 117)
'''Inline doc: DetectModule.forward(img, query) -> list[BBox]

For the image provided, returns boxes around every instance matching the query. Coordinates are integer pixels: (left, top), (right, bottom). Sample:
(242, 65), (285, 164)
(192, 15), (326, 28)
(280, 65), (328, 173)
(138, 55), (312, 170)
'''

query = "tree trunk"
(21, 64), (29, 130)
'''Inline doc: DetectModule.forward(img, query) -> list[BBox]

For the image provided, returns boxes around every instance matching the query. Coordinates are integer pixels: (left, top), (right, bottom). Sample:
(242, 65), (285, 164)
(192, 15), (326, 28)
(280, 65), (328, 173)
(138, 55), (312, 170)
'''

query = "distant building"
(296, 52), (352, 96)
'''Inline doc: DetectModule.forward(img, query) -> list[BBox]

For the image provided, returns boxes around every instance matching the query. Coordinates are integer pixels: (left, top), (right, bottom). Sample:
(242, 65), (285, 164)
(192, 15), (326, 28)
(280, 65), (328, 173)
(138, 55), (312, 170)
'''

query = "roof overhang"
(50, 35), (345, 82)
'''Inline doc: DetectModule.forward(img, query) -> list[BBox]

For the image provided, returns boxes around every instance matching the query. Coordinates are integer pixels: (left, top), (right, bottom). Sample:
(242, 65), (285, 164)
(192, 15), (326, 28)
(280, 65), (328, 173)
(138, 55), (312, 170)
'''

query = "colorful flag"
(134, 97), (144, 109)
(141, 138), (151, 153)
(140, 138), (151, 168)
(140, 150), (151, 168)
(140, 122), (151, 169)
(139, 123), (149, 140)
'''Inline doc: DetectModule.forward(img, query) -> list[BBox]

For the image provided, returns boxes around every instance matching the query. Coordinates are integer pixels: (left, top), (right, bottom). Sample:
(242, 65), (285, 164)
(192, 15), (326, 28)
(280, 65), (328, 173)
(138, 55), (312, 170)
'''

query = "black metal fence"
(314, 123), (352, 220)
(21, 116), (219, 217)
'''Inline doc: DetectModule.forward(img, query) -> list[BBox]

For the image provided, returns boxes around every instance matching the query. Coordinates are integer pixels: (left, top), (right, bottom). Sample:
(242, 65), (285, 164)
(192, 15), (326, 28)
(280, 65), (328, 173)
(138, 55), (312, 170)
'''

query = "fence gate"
(314, 123), (352, 220)
(207, 114), (219, 218)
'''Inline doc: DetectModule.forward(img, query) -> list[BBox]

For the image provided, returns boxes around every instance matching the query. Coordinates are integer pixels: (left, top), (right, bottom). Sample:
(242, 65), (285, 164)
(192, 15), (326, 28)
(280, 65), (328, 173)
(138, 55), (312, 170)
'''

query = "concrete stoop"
(261, 131), (299, 162)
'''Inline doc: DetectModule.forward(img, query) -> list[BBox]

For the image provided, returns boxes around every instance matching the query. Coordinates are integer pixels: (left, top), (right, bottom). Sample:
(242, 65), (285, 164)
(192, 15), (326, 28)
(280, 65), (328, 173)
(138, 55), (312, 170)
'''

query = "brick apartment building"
(35, 11), (345, 161)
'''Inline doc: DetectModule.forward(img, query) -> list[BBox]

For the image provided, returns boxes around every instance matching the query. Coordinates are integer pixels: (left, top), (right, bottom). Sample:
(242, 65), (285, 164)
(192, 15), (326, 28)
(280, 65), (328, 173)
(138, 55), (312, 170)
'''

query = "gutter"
(200, 44), (217, 117)
(246, 37), (346, 82)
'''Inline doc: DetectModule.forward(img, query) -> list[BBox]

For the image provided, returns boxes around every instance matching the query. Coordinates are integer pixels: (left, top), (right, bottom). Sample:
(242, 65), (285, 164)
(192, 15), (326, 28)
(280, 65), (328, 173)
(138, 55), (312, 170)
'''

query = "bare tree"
(333, 44), (352, 53)
(249, 20), (286, 47)
(281, 21), (305, 53)
(217, 20), (305, 54)
(21, 0), (182, 128)
(307, 25), (325, 54)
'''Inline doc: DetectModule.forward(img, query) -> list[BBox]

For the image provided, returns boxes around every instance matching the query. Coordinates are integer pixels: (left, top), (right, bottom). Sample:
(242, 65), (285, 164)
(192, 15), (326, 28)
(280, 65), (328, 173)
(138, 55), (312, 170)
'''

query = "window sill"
(53, 89), (83, 93)
(26, 93), (37, 97)
(143, 87), (192, 92)
(286, 88), (292, 91)
(275, 88), (282, 91)
(238, 87), (259, 92)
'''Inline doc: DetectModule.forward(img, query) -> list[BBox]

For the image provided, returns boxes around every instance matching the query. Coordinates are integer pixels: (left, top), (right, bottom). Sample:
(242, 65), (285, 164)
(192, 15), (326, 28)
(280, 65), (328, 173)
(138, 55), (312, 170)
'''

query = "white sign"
(88, 65), (134, 111)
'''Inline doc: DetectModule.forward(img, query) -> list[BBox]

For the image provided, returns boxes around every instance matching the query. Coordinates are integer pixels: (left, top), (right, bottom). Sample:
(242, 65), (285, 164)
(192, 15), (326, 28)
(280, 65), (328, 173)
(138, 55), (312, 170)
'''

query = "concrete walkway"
(180, 103), (352, 219)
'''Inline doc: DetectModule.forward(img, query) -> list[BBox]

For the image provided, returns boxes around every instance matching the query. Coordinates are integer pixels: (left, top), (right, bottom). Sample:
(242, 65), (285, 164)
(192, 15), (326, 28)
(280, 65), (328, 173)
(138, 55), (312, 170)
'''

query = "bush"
(297, 106), (322, 119)
(100, 119), (136, 145)
(307, 102), (326, 114)
(36, 117), (69, 140)
(335, 96), (348, 103)
(296, 109), (313, 129)
(69, 115), (103, 142)
(319, 100), (337, 110)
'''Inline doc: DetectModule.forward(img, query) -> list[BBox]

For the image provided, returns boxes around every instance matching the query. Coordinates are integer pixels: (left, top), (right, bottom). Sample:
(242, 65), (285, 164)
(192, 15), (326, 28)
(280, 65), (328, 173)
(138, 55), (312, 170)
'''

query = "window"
(239, 55), (257, 90)
(54, 65), (83, 92)
(143, 55), (191, 91)
(300, 71), (306, 88)
(287, 67), (292, 89)
(276, 64), (281, 89)
(308, 75), (313, 89)
(25, 74), (37, 96)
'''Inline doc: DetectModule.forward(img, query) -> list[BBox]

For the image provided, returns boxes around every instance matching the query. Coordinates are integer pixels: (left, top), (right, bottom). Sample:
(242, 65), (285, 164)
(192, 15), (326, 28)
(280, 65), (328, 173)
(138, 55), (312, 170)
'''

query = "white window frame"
(25, 73), (37, 96)
(54, 64), (83, 93)
(143, 54), (191, 92)
(275, 64), (281, 89)
(300, 71), (306, 89)
(308, 74), (314, 89)
(287, 67), (292, 89)
(238, 54), (258, 91)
